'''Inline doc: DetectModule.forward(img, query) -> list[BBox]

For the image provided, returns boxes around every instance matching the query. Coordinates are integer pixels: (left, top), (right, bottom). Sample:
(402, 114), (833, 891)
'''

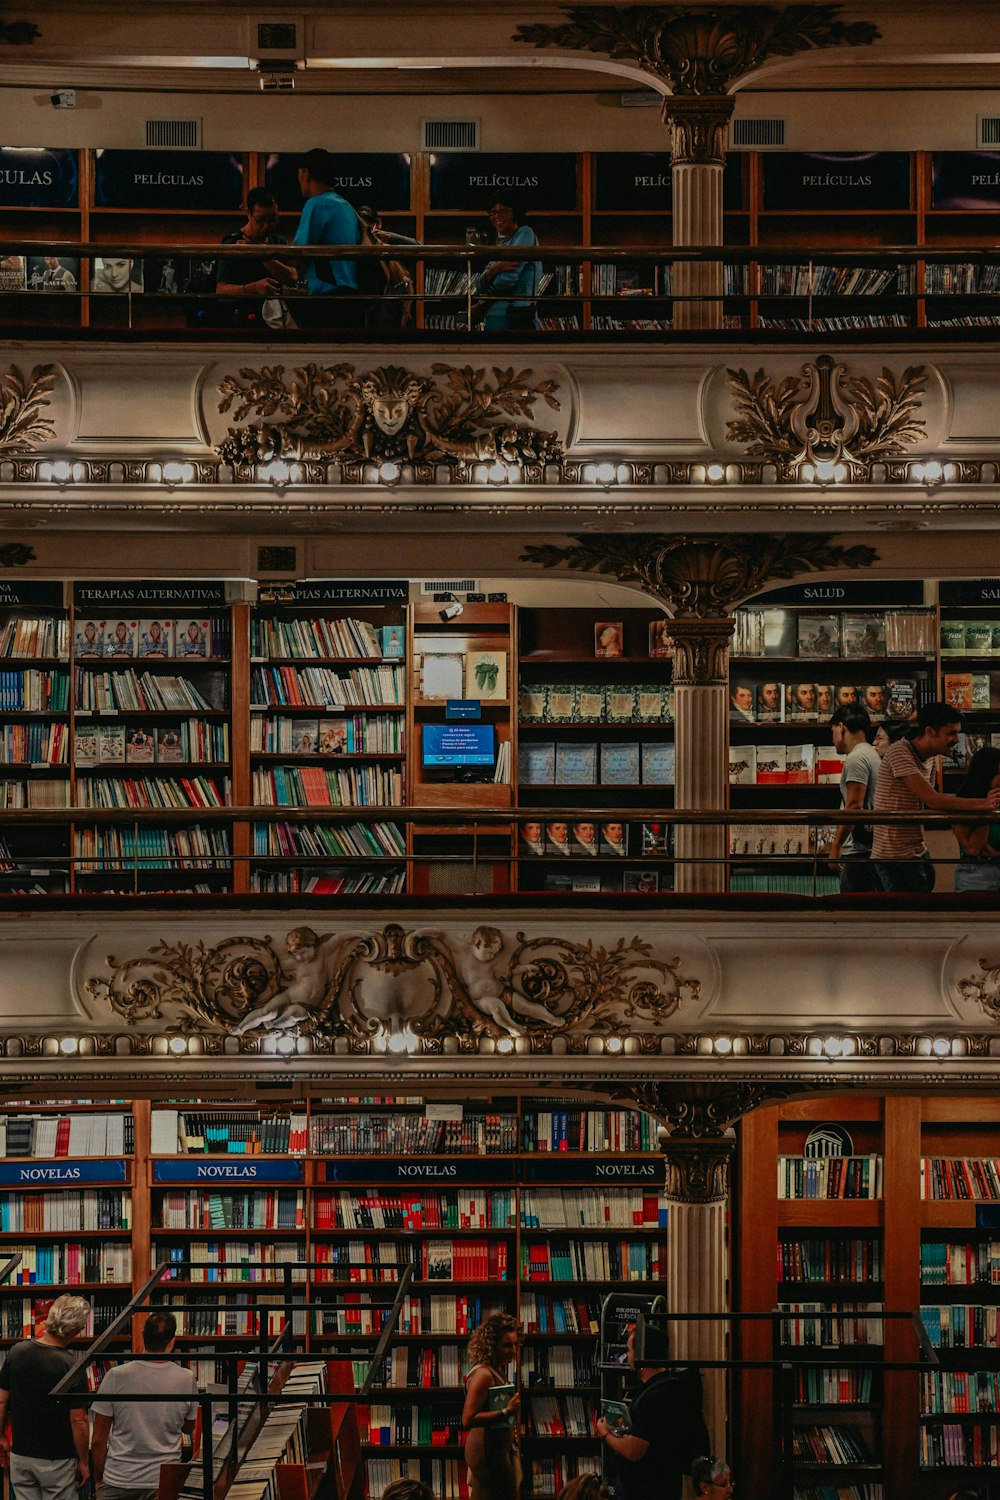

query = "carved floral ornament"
(84, 923), (701, 1045)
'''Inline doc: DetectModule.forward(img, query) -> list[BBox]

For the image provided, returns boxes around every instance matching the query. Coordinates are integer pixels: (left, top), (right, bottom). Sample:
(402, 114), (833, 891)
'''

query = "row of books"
(251, 869), (408, 895)
(75, 720), (229, 766)
(252, 764), (404, 807)
(0, 1189), (131, 1231)
(520, 684), (673, 726)
(313, 1190), (517, 1232)
(758, 314), (913, 331)
(794, 1368), (875, 1405)
(540, 868), (666, 894)
(942, 672), (1000, 711)
(729, 745), (842, 785)
(792, 1487), (884, 1500)
(522, 1344), (596, 1387)
(925, 263), (1000, 294)
(250, 714), (403, 755)
(520, 1239), (662, 1281)
(0, 728), (67, 768)
(921, 1156), (1000, 1200)
(525, 1394), (594, 1438)
(530, 1458), (602, 1498)
(0, 1113), (132, 1158)
(779, 1305), (884, 1348)
(360, 1403), (463, 1446)
(733, 608), (934, 659)
(251, 618), (402, 661)
(155, 1189), (306, 1230)
(74, 617), (224, 660)
(778, 1156), (884, 1201)
(521, 1109), (658, 1154)
(0, 1294), (124, 1340)
(74, 826), (231, 870)
(150, 1110), (310, 1156)
(919, 1303), (1000, 1348)
(0, 669), (69, 711)
(1, 1241), (132, 1283)
(251, 663), (405, 708)
(313, 1238), (508, 1283)
(731, 681), (921, 726)
(519, 741), (674, 787)
(77, 774), (230, 809)
(74, 669), (218, 712)
(920, 1239), (1000, 1284)
(155, 1242), (308, 1280)
(253, 819), (406, 859)
(521, 1294), (599, 1336)
(416, 650), (508, 704)
(918, 1420), (999, 1468)
(154, 1293), (295, 1337)
(308, 1112), (519, 1157)
(941, 619), (1000, 655)
(921, 1368), (1000, 1412)
(0, 617), (69, 660)
(362, 1457), (473, 1500)
(791, 1425), (870, 1465)
(759, 263), (912, 297)
(364, 1344), (466, 1390)
(0, 779), (71, 806)
(519, 1189), (666, 1229)
(778, 1238), (883, 1284)
(311, 1293), (508, 1338)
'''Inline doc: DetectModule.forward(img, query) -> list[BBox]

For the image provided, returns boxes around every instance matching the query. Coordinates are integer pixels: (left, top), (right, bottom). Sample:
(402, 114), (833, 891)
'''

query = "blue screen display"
(423, 723), (495, 767)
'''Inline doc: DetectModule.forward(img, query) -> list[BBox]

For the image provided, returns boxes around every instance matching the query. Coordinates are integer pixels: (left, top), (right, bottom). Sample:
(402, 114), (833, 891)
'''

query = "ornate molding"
(521, 532), (878, 617)
(0, 544), (34, 567)
(670, 616), (733, 683)
(513, 6), (880, 95)
(726, 357), (927, 477)
(84, 923), (700, 1042)
(612, 1079), (826, 1136)
(0, 365), (56, 456)
(955, 957), (1000, 1024)
(661, 1135), (734, 1203)
(664, 95), (734, 166)
(217, 363), (563, 471)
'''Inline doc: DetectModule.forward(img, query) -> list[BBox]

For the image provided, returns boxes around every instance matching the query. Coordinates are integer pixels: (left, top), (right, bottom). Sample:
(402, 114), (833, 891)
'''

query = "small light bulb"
(387, 1030), (408, 1054)
(714, 1036), (732, 1055)
(707, 464), (725, 483)
(379, 460), (401, 484)
(932, 1036), (951, 1057)
(497, 1037), (514, 1054)
(59, 1036), (79, 1055)
(52, 461), (72, 482)
(605, 1036), (623, 1054)
(276, 1034), (296, 1055)
(168, 1036), (187, 1055)
(596, 462), (616, 485)
(487, 461), (508, 484)
(824, 1036), (842, 1057)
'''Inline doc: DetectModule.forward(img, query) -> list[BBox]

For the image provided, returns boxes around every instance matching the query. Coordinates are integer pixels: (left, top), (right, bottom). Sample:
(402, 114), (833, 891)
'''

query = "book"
(756, 682), (784, 723)
(648, 619), (672, 659)
(728, 745), (757, 785)
(546, 822), (573, 856)
(465, 651), (506, 701)
(797, 614), (841, 657)
(486, 1383), (515, 1412)
(176, 618), (212, 659)
(74, 726), (99, 768)
(640, 742), (674, 785)
(0, 254), (26, 292)
(784, 683), (817, 723)
(600, 822), (629, 857)
(756, 745), (787, 784)
(815, 748), (846, 784)
(571, 823), (600, 857)
(380, 625), (405, 659)
(594, 621), (624, 658)
(965, 620), (993, 655)
(730, 681), (756, 721)
(600, 742), (640, 785)
(74, 620), (105, 658)
(543, 686), (575, 724)
(92, 257), (144, 293)
(103, 620), (137, 658)
(634, 686), (666, 723)
(519, 822), (547, 857)
(573, 685), (606, 723)
(518, 741), (555, 786)
(319, 722), (347, 755)
(641, 823), (670, 855)
(815, 683), (835, 719)
(841, 613), (886, 658)
(940, 620), (966, 656)
(623, 869), (659, 893)
(601, 1400), (631, 1435)
(944, 673), (974, 711)
(28, 256), (79, 293)
(290, 719), (320, 754)
(885, 679), (916, 719)
(606, 686), (638, 724)
(858, 684), (887, 720)
(519, 688), (546, 723)
(125, 726), (155, 763)
(156, 727), (183, 763)
(98, 725), (126, 764)
(555, 742), (598, 786)
(786, 744), (816, 784)
(137, 619), (174, 658)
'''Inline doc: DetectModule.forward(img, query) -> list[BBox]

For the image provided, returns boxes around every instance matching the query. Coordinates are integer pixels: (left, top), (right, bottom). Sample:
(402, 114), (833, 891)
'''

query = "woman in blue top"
(481, 196), (541, 331)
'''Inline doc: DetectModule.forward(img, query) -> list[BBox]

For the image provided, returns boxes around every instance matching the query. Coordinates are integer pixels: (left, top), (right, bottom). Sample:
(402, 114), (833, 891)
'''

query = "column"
(662, 1134), (733, 1460)
(670, 616), (733, 893)
(664, 96), (734, 331)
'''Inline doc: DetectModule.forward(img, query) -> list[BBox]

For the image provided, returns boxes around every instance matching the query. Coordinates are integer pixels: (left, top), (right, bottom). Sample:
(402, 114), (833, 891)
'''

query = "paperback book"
(600, 742), (640, 785)
(797, 614), (841, 657)
(555, 742), (598, 786)
(841, 613), (886, 658)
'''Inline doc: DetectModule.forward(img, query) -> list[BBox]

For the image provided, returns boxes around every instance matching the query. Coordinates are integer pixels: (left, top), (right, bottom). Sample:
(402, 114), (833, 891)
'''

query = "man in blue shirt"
(481, 195), (541, 331)
(293, 148), (361, 327)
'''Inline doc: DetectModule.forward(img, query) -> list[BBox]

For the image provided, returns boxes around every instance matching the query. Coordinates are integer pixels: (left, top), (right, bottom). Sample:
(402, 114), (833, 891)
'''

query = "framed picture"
(464, 651), (507, 701)
(648, 619), (673, 659)
(594, 621), (624, 658)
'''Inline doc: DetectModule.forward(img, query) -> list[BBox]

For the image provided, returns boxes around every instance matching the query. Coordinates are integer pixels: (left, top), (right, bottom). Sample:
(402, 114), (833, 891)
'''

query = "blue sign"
(264, 152), (412, 215)
(0, 1159), (127, 1185)
(932, 152), (1000, 211)
(0, 147), (78, 208)
(323, 1158), (517, 1184)
(446, 700), (482, 721)
(74, 580), (230, 609)
(940, 579), (1000, 606)
(762, 152), (911, 213)
(748, 580), (924, 607)
(258, 580), (408, 606)
(429, 153), (578, 213)
(592, 153), (744, 213)
(523, 1157), (661, 1184)
(154, 1159), (303, 1183)
(0, 581), (65, 609)
(94, 151), (244, 211)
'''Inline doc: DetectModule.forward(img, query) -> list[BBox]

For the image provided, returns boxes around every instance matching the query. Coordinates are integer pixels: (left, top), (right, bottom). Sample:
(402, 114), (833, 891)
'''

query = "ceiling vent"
(245, 15), (304, 60)
(419, 578), (481, 595)
(422, 119), (479, 152)
(731, 118), (785, 149)
(977, 116), (1000, 148)
(144, 119), (201, 150)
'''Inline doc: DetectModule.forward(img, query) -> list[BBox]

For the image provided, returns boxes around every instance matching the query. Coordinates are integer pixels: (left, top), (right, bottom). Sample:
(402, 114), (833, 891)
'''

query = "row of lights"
(710, 1034), (964, 1058)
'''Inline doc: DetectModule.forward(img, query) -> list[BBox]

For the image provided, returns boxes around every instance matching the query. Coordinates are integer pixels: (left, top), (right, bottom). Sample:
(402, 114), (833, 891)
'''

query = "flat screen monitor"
(423, 722), (495, 768)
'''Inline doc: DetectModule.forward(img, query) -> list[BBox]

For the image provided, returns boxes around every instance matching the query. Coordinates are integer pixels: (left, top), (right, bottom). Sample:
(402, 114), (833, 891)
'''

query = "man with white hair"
(0, 1293), (92, 1500)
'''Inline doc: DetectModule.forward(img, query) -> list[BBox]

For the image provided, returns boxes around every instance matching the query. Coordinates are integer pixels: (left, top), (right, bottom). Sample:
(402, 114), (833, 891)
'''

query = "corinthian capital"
(661, 1135), (734, 1204)
(664, 95), (734, 166)
(670, 616), (733, 685)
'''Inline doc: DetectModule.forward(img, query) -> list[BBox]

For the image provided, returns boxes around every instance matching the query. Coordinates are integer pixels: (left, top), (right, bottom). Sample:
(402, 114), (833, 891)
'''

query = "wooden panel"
(776, 1198), (883, 1228)
(921, 1095), (1000, 1123)
(736, 1106), (781, 1500)
(882, 1097), (922, 1496)
(776, 1096), (884, 1122)
(920, 1198), (978, 1229)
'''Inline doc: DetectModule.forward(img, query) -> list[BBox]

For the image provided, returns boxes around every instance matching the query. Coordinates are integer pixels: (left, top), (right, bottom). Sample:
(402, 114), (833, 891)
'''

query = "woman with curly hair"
(462, 1312), (522, 1500)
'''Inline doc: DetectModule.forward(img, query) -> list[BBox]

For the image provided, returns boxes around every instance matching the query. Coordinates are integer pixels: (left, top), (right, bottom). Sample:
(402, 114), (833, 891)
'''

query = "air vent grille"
(145, 119), (201, 150)
(422, 119), (479, 152)
(978, 116), (1000, 147)
(420, 578), (480, 595)
(731, 118), (785, 149)
(257, 22), (297, 50)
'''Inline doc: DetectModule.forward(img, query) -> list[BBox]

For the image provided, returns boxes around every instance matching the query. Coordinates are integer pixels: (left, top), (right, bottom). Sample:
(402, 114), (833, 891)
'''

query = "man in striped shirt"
(872, 700), (1000, 892)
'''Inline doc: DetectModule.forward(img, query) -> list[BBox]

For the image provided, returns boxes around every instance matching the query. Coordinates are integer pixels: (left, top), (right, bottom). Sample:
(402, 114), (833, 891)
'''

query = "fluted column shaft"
(671, 618), (733, 893)
(665, 97), (734, 331)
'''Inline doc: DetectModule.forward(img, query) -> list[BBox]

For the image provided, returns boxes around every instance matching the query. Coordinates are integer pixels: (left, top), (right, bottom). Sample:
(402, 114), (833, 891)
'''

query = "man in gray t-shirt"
(91, 1312), (198, 1500)
(829, 707), (882, 893)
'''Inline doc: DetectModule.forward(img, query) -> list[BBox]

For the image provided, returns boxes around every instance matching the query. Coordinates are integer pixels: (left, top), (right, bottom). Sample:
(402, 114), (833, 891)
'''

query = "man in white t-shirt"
(828, 707), (882, 892)
(91, 1311), (198, 1500)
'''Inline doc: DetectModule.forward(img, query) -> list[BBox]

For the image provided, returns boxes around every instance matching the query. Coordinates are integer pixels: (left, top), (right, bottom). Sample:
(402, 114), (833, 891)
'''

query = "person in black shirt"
(596, 1324), (709, 1500)
(216, 189), (296, 326)
(0, 1294), (92, 1500)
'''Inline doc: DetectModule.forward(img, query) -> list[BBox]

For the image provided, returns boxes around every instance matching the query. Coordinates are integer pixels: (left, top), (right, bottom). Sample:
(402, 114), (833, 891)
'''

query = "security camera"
(50, 89), (76, 108)
(439, 599), (464, 622)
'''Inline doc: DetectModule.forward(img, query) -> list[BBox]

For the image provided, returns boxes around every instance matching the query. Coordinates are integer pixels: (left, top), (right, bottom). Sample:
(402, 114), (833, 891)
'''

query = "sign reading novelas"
(264, 152), (412, 215)
(153, 1159), (303, 1183)
(0, 147), (78, 209)
(762, 152), (911, 212)
(323, 1158), (517, 1184)
(522, 1157), (661, 1184)
(94, 151), (244, 211)
(0, 1159), (127, 1185)
(429, 153), (577, 213)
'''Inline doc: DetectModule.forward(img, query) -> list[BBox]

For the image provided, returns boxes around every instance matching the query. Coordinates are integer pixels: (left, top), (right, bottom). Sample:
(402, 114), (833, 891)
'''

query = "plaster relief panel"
(62, 353), (212, 453)
(570, 362), (707, 453)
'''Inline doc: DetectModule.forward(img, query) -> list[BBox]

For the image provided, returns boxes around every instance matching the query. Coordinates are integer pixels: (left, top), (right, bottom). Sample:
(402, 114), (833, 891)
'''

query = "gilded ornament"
(663, 96), (734, 165)
(615, 1079), (827, 1136)
(661, 1136), (734, 1203)
(217, 362), (562, 470)
(670, 617), (733, 683)
(955, 957), (1000, 1025)
(0, 365), (57, 456)
(522, 532), (878, 618)
(514, 6), (880, 95)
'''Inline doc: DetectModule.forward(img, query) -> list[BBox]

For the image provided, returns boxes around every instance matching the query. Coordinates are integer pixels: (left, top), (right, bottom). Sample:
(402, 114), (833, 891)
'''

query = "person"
(215, 189), (297, 327)
(557, 1477), (609, 1500)
(596, 1323), (709, 1500)
(462, 1312), (521, 1500)
(91, 1309), (198, 1500)
(0, 1294), (92, 1500)
(479, 195), (541, 331)
(92, 257), (143, 294)
(41, 256), (77, 291)
(872, 700), (1000, 893)
(828, 706), (881, 893)
(691, 1456), (734, 1496)
(520, 820), (546, 856)
(381, 1482), (435, 1500)
(355, 204), (415, 331)
(293, 147), (361, 328)
(951, 745), (1000, 892)
(729, 682), (754, 721)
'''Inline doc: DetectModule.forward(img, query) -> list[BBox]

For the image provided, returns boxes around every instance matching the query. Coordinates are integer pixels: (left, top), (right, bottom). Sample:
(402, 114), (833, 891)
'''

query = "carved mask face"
(371, 396), (411, 435)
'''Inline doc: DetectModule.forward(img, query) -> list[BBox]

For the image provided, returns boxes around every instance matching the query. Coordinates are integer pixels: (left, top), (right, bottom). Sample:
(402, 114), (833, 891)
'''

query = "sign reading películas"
(94, 150), (244, 211)
(429, 153), (577, 212)
(0, 147), (78, 208)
